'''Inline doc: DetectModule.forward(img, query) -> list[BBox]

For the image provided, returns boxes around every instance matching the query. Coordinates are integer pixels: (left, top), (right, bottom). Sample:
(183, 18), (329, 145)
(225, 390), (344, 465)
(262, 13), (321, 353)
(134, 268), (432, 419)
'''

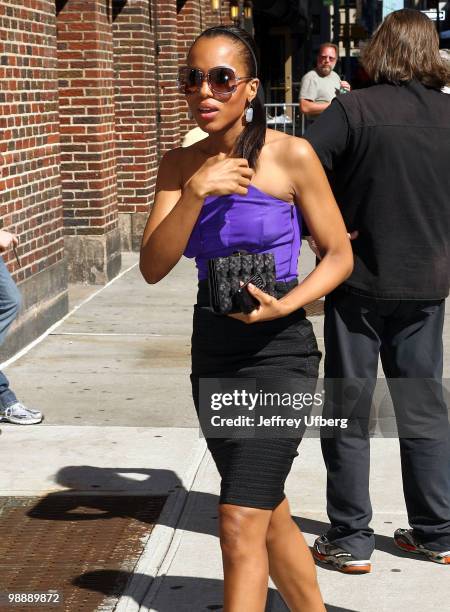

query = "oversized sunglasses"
(178, 66), (254, 96)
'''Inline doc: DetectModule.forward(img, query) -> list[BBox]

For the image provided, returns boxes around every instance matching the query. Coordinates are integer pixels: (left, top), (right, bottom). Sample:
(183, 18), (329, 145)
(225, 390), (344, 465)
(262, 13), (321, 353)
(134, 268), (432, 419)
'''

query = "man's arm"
(299, 98), (331, 116)
(299, 73), (325, 117)
(303, 99), (349, 171)
(301, 99), (350, 241)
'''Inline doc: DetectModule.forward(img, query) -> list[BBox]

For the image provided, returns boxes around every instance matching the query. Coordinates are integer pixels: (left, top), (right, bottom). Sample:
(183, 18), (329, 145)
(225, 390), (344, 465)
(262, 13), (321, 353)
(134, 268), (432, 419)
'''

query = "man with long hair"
(305, 9), (450, 573)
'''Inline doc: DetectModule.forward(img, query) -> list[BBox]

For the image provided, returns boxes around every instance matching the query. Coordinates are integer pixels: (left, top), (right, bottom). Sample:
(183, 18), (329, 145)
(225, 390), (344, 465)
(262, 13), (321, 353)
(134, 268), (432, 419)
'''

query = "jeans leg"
(381, 300), (450, 551)
(0, 256), (21, 409)
(321, 292), (382, 559)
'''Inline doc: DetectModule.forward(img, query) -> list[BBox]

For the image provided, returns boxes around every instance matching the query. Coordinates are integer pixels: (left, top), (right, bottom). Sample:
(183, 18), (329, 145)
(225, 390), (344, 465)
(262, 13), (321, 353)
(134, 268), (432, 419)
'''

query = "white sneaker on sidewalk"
(0, 402), (43, 425)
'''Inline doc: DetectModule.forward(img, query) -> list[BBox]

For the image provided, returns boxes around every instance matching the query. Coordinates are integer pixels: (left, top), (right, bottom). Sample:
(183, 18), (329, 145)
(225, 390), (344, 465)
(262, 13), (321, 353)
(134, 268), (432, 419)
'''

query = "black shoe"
(394, 528), (450, 565)
(313, 535), (372, 574)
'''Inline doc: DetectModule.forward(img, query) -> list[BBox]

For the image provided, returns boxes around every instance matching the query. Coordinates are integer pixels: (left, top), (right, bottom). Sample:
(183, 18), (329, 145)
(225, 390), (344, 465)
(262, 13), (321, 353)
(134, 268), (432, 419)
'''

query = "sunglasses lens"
(209, 67), (236, 94)
(178, 66), (238, 95)
(178, 68), (201, 94)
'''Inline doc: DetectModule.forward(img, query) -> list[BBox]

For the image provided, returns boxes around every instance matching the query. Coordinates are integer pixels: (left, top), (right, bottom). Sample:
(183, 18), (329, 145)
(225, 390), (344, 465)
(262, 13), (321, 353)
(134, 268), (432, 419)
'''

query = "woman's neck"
(200, 122), (244, 156)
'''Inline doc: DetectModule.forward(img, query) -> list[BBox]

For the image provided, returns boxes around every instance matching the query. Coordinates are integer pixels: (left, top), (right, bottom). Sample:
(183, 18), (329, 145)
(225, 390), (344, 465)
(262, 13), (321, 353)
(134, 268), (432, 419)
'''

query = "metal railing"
(264, 103), (306, 137)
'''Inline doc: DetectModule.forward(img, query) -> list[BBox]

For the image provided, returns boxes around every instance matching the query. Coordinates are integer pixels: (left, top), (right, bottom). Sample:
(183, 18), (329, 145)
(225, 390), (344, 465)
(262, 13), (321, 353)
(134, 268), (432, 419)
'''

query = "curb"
(114, 439), (208, 612)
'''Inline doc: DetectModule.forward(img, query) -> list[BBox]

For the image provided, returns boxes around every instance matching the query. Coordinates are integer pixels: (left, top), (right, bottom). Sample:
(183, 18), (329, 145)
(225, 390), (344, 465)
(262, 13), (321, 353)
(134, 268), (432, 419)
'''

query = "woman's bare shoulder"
(264, 129), (312, 156)
(159, 146), (183, 167)
(161, 142), (207, 163)
(263, 128), (291, 147)
(159, 144), (206, 186)
(155, 148), (182, 190)
(262, 130), (314, 170)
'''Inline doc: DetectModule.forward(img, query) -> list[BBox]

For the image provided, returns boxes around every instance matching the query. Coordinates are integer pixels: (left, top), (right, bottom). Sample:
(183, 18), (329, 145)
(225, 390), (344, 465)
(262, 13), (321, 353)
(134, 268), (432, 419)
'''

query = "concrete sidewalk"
(0, 250), (449, 611)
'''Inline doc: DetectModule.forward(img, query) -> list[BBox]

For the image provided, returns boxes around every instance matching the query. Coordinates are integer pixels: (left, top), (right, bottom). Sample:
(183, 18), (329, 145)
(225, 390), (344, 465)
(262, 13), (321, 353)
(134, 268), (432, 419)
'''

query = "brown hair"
(361, 9), (449, 90)
(318, 42), (338, 57)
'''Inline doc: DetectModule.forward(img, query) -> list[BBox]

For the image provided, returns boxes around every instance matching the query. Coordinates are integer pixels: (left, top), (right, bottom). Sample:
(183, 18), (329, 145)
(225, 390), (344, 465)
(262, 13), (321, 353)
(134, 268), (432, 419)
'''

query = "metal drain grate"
(0, 495), (167, 611)
(304, 300), (324, 317)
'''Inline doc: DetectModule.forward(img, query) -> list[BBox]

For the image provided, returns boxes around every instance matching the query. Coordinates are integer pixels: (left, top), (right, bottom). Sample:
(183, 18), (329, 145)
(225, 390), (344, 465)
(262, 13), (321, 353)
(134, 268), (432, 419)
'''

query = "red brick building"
(0, 0), (234, 356)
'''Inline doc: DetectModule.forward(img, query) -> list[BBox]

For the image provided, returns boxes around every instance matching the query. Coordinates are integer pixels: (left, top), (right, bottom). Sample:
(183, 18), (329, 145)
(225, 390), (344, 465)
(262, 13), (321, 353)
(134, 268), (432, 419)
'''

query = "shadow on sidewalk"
(27, 465), (418, 562)
(26, 465), (181, 524)
(26, 465), (220, 533)
(72, 570), (360, 611)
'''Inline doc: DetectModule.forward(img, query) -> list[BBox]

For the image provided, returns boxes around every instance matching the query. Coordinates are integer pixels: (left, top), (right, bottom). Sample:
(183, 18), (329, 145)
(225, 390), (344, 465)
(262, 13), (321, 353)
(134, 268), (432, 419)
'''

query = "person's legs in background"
(315, 291), (382, 571)
(380, 300), (450, 563)
(0, 256), (43, 425)
(316, 292), (450, 570)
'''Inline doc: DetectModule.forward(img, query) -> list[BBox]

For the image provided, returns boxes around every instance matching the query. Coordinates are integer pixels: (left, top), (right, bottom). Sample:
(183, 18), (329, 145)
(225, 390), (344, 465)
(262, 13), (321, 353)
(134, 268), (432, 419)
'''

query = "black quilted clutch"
(207, 251), (276, 315)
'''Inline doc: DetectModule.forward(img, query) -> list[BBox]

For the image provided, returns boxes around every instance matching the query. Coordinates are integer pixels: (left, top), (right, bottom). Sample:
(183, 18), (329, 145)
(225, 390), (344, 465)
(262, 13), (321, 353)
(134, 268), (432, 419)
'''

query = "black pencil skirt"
(191, 279), (321, 510)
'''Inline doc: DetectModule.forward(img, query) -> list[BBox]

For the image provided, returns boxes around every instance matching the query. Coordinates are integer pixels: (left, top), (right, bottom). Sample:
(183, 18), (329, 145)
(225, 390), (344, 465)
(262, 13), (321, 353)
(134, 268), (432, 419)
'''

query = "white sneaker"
(1, 402), (43, 425)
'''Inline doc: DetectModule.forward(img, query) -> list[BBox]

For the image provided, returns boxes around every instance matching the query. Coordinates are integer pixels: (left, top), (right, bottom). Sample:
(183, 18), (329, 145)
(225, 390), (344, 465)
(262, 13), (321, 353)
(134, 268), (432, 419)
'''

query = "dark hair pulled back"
(192, 26), (266, 169)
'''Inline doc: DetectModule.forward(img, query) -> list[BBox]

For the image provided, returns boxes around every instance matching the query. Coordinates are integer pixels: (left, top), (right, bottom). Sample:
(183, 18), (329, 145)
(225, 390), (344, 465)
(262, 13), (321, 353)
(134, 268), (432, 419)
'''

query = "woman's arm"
(278, 138), (353, 311)
(230, 138), (353, 322)
(140, 149), (254, 284)
(140, 148), (203, 284)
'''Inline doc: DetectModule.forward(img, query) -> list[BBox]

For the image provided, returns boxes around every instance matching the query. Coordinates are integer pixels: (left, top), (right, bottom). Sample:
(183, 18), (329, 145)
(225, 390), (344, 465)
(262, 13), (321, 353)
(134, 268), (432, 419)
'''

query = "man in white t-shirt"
(299, 43), (351, 119)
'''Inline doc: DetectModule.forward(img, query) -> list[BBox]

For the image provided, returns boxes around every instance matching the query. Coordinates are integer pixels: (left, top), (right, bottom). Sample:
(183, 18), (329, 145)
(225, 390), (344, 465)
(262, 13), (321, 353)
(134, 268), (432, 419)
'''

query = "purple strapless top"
(184, 184), (302, 281)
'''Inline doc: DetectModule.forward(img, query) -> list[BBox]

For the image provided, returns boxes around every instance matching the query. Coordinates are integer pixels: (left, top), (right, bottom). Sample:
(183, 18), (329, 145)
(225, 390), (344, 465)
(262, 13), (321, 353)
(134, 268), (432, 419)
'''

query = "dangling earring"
(245, 103), (254, 124)
(188, 109), (193, 120)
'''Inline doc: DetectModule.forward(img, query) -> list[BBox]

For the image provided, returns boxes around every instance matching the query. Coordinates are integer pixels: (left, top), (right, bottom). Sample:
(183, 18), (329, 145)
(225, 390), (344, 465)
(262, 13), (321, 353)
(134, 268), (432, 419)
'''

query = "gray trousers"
(321, 290), (450, 559)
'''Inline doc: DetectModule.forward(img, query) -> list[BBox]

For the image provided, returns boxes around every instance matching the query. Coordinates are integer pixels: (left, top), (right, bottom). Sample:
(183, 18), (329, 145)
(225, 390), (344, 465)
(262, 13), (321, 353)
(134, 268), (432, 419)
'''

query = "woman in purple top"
(140, 26), (352, 612)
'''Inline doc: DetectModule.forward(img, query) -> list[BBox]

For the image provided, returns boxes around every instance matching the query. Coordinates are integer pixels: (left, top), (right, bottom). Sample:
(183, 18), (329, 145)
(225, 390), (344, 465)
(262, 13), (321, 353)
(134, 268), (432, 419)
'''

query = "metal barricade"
(264, 103), (306, 136)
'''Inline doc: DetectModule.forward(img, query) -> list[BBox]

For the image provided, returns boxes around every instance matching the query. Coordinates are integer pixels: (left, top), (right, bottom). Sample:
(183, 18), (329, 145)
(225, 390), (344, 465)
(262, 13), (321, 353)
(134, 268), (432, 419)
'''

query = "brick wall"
(0, 0), (248, 357)
(0, 0), (64, 283)
(177, 1), (234, 142)
(153, 0), (180, 157)
(57, 0), (121, 283)
(113, 0), (157, 250)
(0, 0), (68, 357)
(177, 1), (202, 139)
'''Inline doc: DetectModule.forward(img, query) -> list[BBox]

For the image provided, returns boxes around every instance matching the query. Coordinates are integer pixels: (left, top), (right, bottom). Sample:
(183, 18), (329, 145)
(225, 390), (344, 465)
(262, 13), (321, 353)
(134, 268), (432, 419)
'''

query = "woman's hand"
(228, 283), (288, 324)
(186, 153), (254, 199)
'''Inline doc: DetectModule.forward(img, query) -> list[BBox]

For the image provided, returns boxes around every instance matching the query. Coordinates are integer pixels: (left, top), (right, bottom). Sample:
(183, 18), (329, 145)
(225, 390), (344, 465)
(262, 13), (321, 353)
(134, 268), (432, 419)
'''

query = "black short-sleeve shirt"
(305, 81), (450, 300)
